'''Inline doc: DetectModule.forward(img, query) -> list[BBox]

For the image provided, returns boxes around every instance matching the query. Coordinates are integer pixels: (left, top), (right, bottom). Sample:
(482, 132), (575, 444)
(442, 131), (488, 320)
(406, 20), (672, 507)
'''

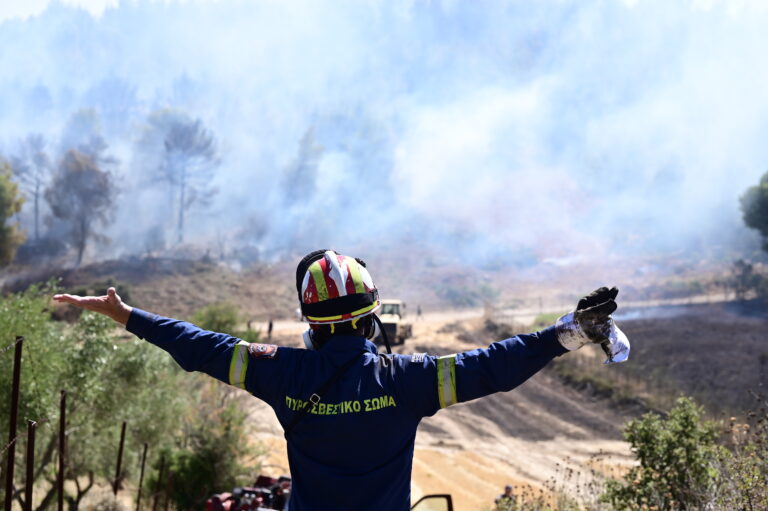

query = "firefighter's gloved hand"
(556, 287), (618, 351)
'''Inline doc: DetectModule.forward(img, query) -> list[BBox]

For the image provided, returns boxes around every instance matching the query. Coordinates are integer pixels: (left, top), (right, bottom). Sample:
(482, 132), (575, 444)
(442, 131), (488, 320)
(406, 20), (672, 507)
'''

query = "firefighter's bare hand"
(53, 287), (133, 326)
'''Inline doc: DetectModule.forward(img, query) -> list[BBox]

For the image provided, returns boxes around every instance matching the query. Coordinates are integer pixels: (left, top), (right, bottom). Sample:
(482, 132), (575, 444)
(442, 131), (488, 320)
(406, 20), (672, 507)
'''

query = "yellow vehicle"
(376, 299), (412, 346)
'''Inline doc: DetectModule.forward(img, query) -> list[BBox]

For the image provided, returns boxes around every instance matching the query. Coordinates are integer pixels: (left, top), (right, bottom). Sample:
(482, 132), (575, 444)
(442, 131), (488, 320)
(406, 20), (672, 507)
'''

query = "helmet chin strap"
(372, 314), (392, 354)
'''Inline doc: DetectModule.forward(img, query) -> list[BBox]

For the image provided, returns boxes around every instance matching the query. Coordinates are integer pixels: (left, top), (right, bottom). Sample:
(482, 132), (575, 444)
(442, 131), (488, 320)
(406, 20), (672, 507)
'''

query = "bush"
(149, 395), (262, 510)
(532, 312), (563, 330)
(192, 302), (241, 334)
(716, 396), (768, 510)
(602, 397), (724, 510)
(237, 328), (262, 343)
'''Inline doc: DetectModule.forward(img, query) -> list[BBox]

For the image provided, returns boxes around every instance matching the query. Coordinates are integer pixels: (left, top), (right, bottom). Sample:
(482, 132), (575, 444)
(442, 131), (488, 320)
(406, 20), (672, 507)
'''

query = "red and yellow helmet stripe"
(300, 250), (380, 324)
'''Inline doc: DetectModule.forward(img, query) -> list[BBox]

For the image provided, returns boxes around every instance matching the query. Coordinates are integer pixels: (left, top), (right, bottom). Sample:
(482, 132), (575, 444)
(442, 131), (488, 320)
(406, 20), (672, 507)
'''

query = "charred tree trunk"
(33, 181), (40, 242)
(177, 168), (186, 244)
(75, 217), (87, 266)
(176, 176), (186, 243)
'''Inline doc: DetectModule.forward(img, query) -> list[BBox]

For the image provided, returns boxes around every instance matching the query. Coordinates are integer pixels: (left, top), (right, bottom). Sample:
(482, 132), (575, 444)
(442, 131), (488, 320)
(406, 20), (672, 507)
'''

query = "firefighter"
(53, 249), (621, 511)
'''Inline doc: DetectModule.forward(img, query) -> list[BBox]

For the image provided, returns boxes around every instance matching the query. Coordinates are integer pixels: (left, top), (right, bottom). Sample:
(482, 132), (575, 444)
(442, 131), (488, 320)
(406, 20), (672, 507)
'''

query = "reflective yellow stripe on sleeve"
(228, 341), (250, 389)
(436, 354), (457, 408)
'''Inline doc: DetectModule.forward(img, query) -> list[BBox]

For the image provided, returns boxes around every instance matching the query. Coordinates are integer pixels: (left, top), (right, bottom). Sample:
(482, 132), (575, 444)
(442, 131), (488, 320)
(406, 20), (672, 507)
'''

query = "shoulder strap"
(284, 352), (364, 436)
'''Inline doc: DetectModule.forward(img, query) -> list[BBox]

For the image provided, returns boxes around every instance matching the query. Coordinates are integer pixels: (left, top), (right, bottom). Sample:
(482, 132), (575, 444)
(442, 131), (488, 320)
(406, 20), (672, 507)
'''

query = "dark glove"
(556, 286), (619, 352)
(574, 286), (618, 343)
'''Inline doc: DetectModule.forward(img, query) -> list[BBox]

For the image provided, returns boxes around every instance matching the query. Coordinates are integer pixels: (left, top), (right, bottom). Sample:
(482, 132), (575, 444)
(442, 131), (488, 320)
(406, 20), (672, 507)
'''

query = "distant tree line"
(0, 105), (219, 268)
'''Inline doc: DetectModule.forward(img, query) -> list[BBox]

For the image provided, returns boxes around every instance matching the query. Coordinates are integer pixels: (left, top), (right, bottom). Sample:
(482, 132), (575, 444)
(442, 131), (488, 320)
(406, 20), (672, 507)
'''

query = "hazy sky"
(2, 0), (768, 265)
(4, 0), (767, 21)
(0, 0), (116, 21)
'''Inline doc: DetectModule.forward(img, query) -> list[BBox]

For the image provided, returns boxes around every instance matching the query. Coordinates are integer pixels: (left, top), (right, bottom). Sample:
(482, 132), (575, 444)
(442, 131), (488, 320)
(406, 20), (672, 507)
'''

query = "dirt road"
(249, 313), (634, 510)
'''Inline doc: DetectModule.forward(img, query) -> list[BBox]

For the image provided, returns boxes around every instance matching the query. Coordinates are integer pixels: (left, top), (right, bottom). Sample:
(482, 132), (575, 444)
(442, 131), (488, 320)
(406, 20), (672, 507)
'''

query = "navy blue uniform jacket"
(126, 309), (567, 511)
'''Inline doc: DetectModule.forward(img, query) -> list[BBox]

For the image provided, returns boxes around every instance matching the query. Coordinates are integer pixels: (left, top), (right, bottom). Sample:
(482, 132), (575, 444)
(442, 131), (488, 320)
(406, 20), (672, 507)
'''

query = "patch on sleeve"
(410, 352), (426, 363)
(248, 343), (277, 359)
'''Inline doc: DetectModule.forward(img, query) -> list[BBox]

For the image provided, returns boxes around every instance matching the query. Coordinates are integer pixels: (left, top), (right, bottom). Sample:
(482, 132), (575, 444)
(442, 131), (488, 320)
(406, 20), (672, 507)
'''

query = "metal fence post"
(57, 390), (66, 511)
(136, 443), (148, 511)
(4, 336), (23, 511)
(24, 420), (36, 511)
(113, 421), (127, 497)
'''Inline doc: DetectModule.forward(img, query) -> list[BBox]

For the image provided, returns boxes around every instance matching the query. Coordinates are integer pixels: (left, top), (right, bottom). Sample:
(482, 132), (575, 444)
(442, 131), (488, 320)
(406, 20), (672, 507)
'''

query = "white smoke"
(0, 0), (766, 265)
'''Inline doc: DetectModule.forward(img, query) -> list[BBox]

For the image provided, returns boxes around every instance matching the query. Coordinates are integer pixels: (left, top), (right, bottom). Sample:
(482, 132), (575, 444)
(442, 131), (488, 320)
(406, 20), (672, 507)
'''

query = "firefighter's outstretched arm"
(53, 287), (249, 388)
(397, 287), (621, 417)
(448, 286), (620, 405)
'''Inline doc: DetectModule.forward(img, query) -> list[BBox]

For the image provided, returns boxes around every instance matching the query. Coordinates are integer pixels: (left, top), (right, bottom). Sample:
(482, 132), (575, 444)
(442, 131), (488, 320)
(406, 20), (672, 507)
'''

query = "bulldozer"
(375, 299), (412, 346)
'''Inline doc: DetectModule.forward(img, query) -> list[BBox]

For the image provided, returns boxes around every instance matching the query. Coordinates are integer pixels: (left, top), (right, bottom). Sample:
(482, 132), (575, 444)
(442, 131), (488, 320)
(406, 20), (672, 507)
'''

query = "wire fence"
(0, 436), (18, 461)
(0, 338), (23, 357)
(0, 417), (51, 453)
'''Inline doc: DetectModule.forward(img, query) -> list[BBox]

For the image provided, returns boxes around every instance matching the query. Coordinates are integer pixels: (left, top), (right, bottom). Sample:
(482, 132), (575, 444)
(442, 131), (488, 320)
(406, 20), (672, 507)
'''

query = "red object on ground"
(205, 492), (233, 511)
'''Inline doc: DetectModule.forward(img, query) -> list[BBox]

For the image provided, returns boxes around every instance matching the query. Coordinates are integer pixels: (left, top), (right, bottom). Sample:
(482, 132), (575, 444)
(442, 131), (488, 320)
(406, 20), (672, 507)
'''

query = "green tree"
(151, 396), (261, 510)
(741, 171), (768, 251)
(603, 397), (723, 510)
(0, 159), (25, 266)
(0, 284), (186, 511)
(1, 285), (267, 510)
(45, 150), (115, 265)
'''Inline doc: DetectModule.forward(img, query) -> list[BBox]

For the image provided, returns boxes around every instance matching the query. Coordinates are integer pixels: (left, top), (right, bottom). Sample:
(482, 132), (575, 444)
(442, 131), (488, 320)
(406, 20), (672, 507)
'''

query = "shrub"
(602, 397), (724, 510)
(149, 396), (262, 510)
(532, 312), (563, 330)
(237, 328), (262, 343)
(716, 396), (768, 510)
(192, 302), (241, 334)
